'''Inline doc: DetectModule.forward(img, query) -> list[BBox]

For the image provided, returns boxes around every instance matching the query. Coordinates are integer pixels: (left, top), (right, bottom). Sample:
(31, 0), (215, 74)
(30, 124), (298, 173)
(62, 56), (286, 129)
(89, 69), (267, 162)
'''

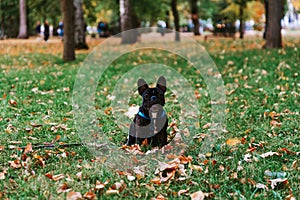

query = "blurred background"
(0, 0), (299, 40)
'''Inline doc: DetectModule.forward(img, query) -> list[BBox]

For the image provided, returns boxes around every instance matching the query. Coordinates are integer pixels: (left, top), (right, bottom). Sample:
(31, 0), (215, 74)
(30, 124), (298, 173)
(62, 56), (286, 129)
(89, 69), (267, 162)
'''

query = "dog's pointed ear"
(138, 78), (148, 95)
(156, 76), (166, 93)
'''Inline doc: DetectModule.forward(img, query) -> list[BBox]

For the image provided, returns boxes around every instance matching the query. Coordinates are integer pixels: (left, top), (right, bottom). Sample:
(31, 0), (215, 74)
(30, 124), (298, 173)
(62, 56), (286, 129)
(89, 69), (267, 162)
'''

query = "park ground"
(0, 31), (299, 199)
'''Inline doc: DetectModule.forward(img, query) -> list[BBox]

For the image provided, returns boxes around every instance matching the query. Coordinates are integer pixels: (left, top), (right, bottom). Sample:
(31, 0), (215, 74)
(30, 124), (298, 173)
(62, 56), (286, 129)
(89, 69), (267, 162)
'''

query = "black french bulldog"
(126, 76), (168, 148)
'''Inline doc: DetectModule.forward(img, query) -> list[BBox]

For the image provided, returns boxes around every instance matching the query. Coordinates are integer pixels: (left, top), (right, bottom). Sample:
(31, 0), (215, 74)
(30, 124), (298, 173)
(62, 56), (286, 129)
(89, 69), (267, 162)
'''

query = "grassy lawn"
(0, 37), (299, 199)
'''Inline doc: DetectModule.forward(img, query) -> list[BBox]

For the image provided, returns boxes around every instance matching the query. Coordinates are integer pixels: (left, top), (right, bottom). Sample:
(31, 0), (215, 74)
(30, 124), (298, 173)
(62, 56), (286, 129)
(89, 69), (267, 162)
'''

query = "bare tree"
(61, 0), (75, 61)
(74, 0), (88, 49)
(264, 0), (284, 48)
(171, 0), (180, 41)
(120, 0), (138, 44)
(17, 0), (27, 38)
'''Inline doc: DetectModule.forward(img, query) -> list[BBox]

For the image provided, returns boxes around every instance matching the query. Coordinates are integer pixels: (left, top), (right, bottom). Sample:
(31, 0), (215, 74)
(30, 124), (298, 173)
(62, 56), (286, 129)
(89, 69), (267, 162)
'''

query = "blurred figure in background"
(44, 20), (50, 42)
(35, 21), (41, 40)
(57, 20), (64, 40)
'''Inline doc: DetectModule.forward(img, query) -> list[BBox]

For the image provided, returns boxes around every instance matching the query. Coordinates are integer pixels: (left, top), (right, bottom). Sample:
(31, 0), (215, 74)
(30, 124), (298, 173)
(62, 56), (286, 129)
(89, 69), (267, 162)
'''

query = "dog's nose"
(151, 96), (157, 101)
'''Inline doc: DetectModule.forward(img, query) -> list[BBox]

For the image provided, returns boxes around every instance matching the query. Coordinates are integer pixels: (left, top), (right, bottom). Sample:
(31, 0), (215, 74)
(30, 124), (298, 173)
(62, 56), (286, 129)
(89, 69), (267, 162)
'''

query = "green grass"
(0, 39), (299, 199)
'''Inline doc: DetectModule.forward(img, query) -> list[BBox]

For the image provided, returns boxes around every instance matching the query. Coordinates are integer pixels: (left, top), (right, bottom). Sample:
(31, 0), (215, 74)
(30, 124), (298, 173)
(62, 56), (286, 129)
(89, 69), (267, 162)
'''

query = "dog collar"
(138, 111), (150, 120)
(138, 111), (165, 120)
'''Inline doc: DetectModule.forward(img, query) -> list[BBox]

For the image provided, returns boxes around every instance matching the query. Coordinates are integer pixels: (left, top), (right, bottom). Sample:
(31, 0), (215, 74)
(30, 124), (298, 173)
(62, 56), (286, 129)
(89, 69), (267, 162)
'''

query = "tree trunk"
(171, 0), (180, 41)
(239, 4), (244, 39)
(74, 0), (88, 49)
(120, 0), (138, 44)
(61, 0), (75, 61)
(1, 2), (4, 39)
(264, 0), (283, 49)
(190, 0), (200, 35)
(17, 0), (27, 38)
(165, 11), (170, 29)
(263, 0), (268, 39)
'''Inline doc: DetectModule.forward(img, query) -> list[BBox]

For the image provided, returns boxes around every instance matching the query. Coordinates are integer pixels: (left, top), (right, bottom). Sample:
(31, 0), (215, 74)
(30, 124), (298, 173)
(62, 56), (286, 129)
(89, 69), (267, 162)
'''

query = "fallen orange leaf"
(270, 120), (282, 127)
(57, 182), (71, 194)
(23, 143), (32, 154)
(83, 191), (96, 200)
(51, 135), (61, 144)
(154, 193), (166, 200)
(150, 177), (161, 185)
(226, 138), (241, 146)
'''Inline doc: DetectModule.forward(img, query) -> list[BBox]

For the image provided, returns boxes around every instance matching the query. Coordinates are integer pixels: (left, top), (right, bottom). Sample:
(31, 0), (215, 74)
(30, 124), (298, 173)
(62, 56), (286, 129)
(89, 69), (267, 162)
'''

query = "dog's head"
(137, 76), (167, 116)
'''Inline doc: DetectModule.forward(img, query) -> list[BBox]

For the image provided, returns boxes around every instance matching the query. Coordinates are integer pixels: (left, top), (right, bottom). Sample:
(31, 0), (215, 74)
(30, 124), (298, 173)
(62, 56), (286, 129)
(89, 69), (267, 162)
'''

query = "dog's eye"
(144, 94), (149, 99)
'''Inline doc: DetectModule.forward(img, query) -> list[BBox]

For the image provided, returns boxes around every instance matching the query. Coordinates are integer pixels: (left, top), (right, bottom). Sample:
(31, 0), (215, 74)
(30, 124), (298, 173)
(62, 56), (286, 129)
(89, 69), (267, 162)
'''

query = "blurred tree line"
(0, 0), (267, 38)
(0, 0), (288, 61)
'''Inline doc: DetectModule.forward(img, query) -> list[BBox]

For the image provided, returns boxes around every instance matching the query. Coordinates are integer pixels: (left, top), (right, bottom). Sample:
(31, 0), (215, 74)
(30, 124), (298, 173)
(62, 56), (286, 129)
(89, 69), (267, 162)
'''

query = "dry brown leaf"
(57, 182), (71, 193)
(270, 120), (282, 127)
(2, 93), (6, 99)
(278, 148), (296, 155)
(219, 165), (225, 172)
(63, 87), (70, 92)
(9, 160), (22, 169)
(260, 151), (281, 158)
(160, 169), (176, 183)
(255, 183), (268, 190)
(105, 189), (119, 195)
(33, 155), (45, 167)
(190, 191), (206, 200)
(285, 194), (296, 200)
(9, 99), (17, 106)
(0, 172), (5, 180)
(269, 178), (288, 189)
(269, 111), (280, 119)
(141, 139), (148, 146)
(111, 180), (126, 192)
(226, 138), (241, 146)
(178, 189), (189, 196)
(51, 135), (61, 144)
(247, 178), (256, 186)
(23, 143), (32, 154)
(95, 179), (109, 190)
(45, 173), (53, 179)
(243, 153), (252, 162)
(133, 167), (145, 179)
(83, 191), (96, 200)
(76, 172), (82, 180)
(52, 174), (64, 181)
(202, 123), (211, 129)
(66, 191), (83, 200)
(158, 161), (178, 172)
(194, 90), (201, 99)
(104, 107), (112, 115)
(178, 155), (192, 164)
(153, 193), (165, 200)
(191, 165), (203, 172)
(230, 171), (238, 179)
(246, 146), (257, 152)
(150, 177), (161, 185)
(291, 160), (298, 169)
(0, 146), (5, 151)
